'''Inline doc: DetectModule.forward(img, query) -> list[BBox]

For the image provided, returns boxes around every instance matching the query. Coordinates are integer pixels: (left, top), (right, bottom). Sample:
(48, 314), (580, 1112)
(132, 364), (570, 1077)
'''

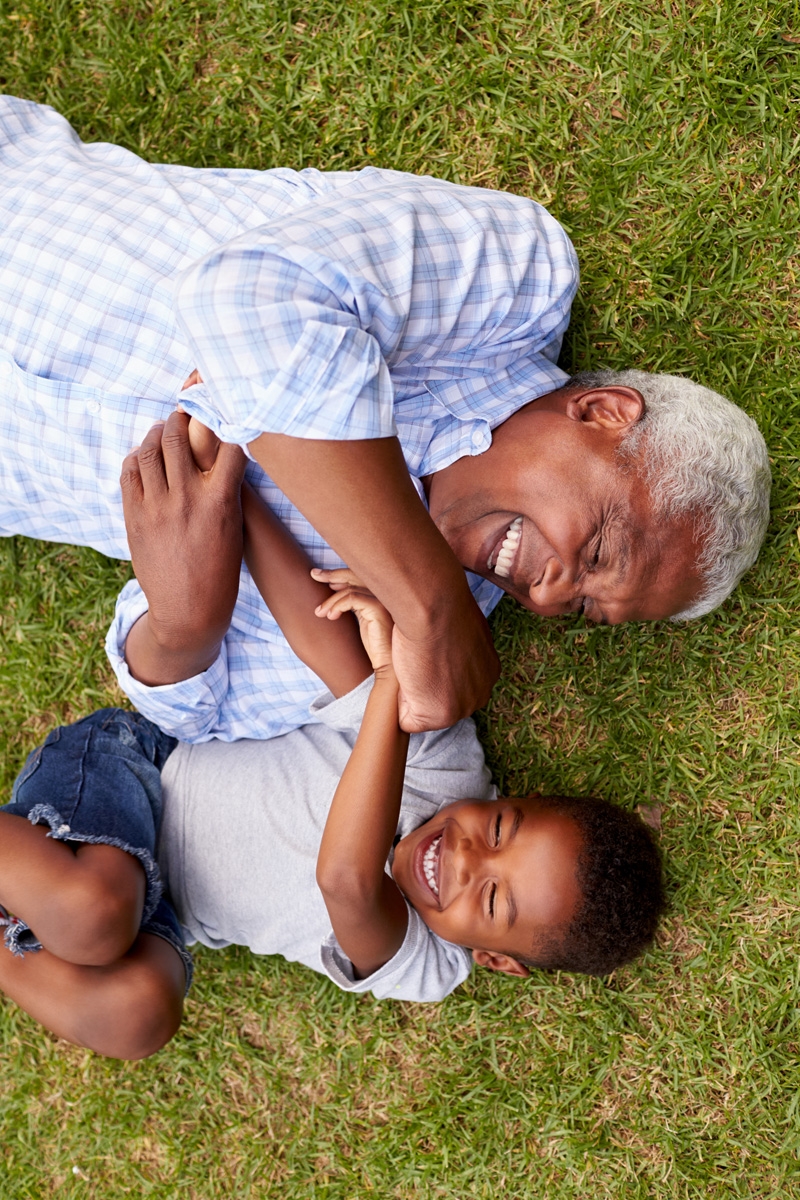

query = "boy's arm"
(240, 483), (371, 697)
(190, 409), (372, 695)
(314, 590), (411, 977)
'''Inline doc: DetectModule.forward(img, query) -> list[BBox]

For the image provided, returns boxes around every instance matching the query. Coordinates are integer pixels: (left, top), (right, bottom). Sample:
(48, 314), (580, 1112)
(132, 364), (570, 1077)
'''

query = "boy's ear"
(471, 948), (530, 978)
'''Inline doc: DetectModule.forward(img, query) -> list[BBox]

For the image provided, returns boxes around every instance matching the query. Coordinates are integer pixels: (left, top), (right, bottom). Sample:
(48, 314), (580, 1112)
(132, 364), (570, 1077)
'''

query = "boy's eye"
(493, 813), (502, 846)
(488, 883), (497, 919)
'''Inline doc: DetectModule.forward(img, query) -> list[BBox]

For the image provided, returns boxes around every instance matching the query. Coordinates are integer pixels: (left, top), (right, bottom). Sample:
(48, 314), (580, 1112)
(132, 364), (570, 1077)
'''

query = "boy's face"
(392, 797), (584, 976)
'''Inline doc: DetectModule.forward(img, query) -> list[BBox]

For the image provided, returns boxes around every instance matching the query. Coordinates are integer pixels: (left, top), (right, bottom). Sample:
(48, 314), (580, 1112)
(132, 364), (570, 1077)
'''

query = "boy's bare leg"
(0, 932), (185, 1059)
(0, 813), (145, 965)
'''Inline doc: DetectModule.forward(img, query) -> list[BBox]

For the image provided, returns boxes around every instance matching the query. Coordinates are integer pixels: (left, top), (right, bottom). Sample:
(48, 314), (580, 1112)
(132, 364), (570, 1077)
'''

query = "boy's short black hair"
(522, 795), (665, 977)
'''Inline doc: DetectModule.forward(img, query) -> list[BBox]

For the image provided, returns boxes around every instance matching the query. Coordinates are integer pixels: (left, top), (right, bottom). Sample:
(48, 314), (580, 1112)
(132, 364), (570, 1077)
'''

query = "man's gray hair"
(570, 369), (771, 620)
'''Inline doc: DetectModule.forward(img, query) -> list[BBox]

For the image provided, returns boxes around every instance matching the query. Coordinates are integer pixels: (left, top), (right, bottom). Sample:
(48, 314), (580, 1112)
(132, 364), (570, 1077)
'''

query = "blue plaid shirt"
(0, 95), (579, 740)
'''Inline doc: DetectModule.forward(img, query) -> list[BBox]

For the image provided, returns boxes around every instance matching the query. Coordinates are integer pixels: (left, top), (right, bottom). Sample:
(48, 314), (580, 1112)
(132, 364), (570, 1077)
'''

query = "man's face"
(392, 796), (584, 973)
(426, 385), (704, 624)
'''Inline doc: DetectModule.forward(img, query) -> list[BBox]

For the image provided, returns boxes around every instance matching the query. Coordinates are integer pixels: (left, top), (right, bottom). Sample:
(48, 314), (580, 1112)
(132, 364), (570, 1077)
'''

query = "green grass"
(1, 0), (800, 1194)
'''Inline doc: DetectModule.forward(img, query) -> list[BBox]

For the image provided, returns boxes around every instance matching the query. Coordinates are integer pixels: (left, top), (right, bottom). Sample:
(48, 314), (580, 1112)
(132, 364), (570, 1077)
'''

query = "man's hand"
(312, 565), (499, 726)
(391, 595), (499, 733)
(120, 411), (246, 685)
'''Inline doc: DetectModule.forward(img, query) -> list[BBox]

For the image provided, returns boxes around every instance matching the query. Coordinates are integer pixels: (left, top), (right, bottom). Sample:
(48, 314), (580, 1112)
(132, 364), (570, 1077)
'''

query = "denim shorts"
(0, 708), (193, 990)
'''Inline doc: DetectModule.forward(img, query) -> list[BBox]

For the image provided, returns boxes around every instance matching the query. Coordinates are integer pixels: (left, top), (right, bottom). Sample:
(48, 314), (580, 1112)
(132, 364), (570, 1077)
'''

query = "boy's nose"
(452, 836), (480, 886)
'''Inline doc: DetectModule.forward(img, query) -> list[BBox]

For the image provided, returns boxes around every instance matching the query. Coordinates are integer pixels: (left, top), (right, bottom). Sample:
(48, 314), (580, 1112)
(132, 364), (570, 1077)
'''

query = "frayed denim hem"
(0, 803), (165, 958)
(1, 910), (40, 958)
(142, 919), (195, 995)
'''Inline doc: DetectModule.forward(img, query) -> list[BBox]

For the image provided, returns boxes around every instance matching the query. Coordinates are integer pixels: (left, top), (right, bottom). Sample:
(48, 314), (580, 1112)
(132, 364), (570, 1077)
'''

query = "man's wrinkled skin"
(121, 381), (704, 730)
(425, 384), (705, 626)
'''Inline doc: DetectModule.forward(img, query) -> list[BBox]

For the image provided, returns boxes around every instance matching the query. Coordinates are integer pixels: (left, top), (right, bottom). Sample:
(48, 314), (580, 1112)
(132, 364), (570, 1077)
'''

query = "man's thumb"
(213, 440), (248, 485)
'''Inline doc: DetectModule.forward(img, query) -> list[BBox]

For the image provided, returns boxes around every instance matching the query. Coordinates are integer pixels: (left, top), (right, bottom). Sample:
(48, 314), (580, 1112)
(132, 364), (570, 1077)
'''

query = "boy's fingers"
(315, 587), (378, 620)
(315, 588), (362, 619)
(187, 416), (220, 472)
(310, 567), (366, 588)
(181, 368), (203, 390)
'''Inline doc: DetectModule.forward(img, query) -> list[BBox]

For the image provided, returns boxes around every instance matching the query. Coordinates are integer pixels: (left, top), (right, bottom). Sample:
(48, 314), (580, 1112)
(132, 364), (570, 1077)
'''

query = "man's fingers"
(157, 410), (197, 490)
(134, 421), (169, 499)
(119, 449), (145, 508)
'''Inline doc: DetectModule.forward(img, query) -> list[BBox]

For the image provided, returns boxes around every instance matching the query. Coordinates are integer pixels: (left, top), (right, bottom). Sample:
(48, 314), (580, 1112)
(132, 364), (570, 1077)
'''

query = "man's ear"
(566, 386), (644, 431)
(471, 948), (530, 978)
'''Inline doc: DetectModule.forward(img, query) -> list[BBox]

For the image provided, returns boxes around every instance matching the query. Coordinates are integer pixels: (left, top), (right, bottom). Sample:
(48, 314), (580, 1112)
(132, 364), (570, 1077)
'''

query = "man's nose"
(528, 556), (578, 616)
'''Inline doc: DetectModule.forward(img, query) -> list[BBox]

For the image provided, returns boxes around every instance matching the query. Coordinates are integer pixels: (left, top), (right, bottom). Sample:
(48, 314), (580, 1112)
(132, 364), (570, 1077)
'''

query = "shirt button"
(471, 426), (487, 448)
(85, 399), (101, 415)
(0, 360), (13, 379)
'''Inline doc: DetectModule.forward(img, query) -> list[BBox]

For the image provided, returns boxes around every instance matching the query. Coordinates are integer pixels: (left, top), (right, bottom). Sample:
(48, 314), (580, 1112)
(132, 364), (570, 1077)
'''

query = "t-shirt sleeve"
(319, 901), (472, 1002)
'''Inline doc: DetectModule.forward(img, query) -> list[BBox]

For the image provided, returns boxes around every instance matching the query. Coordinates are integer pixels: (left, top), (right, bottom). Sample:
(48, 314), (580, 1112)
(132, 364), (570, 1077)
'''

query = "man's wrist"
(124, 613), (223, 685)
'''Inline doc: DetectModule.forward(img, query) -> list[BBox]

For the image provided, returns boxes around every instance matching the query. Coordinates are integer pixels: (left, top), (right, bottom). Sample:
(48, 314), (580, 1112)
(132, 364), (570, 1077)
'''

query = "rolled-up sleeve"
(171, 178), (579, 451)
(105, 579), (231, 742)
(172, 242), (397, 446)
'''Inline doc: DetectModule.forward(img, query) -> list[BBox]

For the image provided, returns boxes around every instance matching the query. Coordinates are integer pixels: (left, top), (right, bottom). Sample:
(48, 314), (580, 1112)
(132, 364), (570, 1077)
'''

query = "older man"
(0, 97), (770, 740)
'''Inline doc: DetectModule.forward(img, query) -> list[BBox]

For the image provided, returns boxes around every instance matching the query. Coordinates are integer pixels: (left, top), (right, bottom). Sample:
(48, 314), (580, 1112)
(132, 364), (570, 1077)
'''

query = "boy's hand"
(310, 566), (366, 592)
(314, 584), (394, 675)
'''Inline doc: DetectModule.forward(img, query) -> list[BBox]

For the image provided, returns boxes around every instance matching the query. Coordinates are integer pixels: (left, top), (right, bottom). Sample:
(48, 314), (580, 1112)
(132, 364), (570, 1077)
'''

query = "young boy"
(0, 429), (664, 1060)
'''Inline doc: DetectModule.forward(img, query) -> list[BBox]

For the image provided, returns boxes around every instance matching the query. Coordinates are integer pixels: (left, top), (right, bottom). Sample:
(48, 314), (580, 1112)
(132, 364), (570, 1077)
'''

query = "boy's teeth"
(422, 835), (441, 896)
(490, 517), (522, 577)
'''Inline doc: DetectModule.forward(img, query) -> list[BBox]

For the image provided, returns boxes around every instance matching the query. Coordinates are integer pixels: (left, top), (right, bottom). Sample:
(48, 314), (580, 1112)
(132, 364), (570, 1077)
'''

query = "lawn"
(1, 0), (799, 1195)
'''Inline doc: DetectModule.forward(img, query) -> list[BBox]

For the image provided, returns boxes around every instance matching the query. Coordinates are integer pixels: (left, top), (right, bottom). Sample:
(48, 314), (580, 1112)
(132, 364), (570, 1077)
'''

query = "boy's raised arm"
(240, 483), (372, 697)
(314, 590), (411, 977)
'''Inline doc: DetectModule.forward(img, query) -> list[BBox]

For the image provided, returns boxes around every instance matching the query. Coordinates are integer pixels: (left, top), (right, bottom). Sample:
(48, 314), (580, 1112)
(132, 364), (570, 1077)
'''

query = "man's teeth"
(490, 516), (522, 578)
(423, 835), (441, 896)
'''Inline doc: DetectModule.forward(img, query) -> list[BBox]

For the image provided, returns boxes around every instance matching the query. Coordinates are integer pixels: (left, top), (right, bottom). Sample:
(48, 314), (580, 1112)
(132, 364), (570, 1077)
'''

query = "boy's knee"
(56, 861), (144, 966)
(82, 952), (184, 1060)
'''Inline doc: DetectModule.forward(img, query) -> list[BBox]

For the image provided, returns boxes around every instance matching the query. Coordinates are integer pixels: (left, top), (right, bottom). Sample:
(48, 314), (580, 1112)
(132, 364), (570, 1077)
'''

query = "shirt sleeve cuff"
(174, 322), (397, 448)
(105, 579), (230, 743)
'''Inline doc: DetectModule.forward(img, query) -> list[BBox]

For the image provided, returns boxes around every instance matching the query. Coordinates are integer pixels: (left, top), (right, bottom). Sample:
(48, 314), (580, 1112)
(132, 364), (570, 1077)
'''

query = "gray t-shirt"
(157, 678), (495, 1001)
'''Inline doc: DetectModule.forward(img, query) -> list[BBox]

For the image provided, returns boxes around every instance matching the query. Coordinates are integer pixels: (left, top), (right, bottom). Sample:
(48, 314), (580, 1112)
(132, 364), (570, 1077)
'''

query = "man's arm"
(248, 432), (500, 732)
(314, 589), (410, 977)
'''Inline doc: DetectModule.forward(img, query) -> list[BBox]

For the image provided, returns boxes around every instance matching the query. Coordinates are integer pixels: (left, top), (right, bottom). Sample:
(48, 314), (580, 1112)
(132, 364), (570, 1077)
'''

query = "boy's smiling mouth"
(412, 828), (443, 905)
(422, 834), (441, 897)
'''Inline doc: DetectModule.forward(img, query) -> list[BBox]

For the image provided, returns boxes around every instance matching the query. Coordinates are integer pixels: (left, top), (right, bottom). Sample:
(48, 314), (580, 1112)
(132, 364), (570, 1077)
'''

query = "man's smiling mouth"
(487, 516), (522, 577)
